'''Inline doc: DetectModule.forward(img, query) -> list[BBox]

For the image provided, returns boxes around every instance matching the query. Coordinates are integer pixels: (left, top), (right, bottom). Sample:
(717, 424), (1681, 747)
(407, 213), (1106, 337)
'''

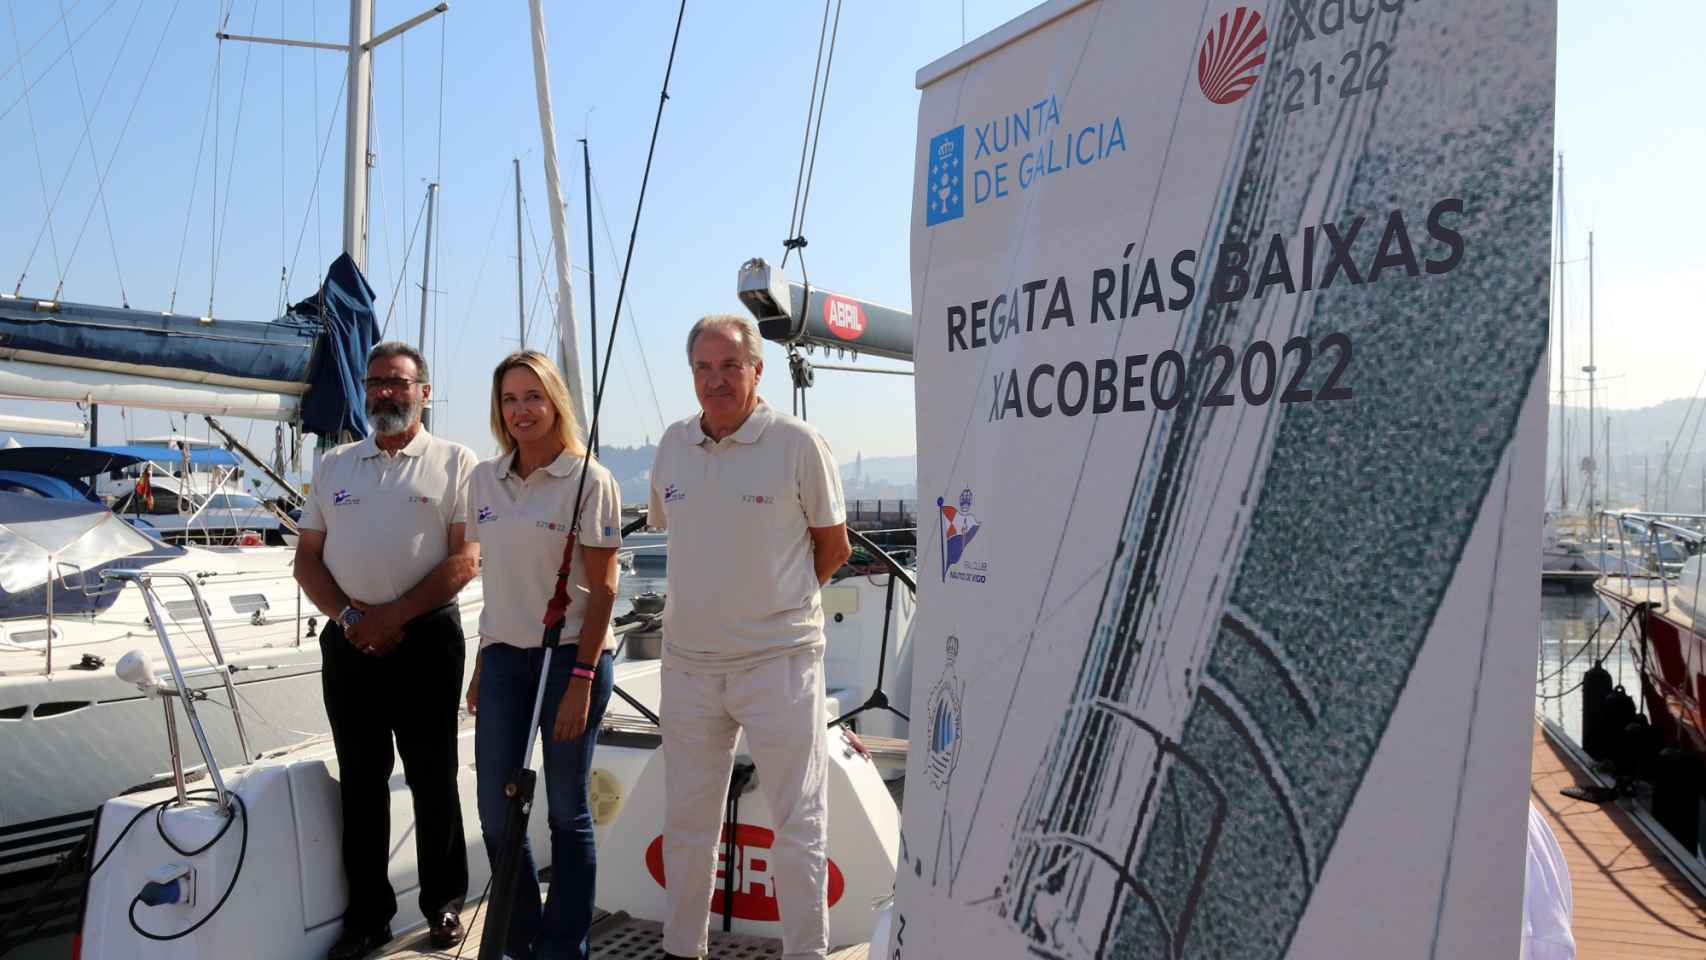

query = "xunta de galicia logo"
(1198, 7), (1268, 104)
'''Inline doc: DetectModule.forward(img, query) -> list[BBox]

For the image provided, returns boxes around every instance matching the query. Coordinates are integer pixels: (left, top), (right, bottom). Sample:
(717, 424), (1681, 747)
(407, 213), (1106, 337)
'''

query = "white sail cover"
(899, 1), (1554, 958)
(528, 0), (590, 444)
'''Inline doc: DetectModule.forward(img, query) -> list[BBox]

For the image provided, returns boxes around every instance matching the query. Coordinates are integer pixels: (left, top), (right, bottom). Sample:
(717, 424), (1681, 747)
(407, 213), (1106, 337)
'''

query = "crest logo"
(663, 483), (685, 504)
(925, 126), (966, 226)
(1198, 7), (1268, 104)
(332, 488), (359, 506)
(937, 487), (986, 583)
(476, 505), (496, 524)
(925, 635), (964, 789)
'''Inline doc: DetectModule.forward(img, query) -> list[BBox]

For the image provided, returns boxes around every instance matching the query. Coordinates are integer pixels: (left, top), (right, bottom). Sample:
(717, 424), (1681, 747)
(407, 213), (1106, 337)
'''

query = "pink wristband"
(570, 665), (596, 681)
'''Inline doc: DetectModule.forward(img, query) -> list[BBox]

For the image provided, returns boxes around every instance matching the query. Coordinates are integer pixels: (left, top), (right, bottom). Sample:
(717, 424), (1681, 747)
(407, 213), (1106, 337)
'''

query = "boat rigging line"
(9, 0), (143, 299)
(587, 162), (668, 435)
(377, 188), (431, 336)
(0, 0), (118, 124)
(54, 0), (148, 308)
(0, 0), (87, 85)
(207, 0), (261, 318)
(777, 0), (846, 417)
(8, 0), (65, 285)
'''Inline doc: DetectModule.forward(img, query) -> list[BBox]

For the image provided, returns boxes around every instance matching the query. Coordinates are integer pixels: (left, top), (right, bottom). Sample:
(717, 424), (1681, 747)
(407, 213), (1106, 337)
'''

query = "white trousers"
(660, 649), (829, 960)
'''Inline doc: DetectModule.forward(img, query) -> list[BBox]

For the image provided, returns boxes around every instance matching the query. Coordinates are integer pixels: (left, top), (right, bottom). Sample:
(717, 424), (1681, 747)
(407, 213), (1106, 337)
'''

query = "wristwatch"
(338, 605), (363, 629)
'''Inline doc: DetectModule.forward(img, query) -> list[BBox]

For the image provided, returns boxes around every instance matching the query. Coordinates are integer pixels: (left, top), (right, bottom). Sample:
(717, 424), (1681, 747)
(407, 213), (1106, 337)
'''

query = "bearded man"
(294, 341), (480, 959)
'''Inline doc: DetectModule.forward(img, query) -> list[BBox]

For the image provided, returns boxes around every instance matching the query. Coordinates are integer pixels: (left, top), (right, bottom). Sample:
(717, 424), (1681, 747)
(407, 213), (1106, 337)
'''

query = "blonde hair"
(489, 350), (587, 458)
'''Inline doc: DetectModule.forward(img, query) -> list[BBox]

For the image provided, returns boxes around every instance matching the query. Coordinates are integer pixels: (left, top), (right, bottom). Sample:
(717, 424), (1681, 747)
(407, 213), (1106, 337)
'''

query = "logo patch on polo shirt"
(603, 525), (613, 537)
(477, 505), (496, 524)
(332, 489), (360, 506)
(663, 483), (685, 503)
(536, 520), (569, 532)
(407, 495), (436, 505)
(741, 494), (777, 505)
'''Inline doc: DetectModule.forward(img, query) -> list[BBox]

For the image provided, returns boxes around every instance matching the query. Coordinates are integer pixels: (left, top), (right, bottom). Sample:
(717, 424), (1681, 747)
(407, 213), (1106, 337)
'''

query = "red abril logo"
(823, 294), (866, 341)
(645, 825), (846, 921)
(1197, 7), (1268, 105)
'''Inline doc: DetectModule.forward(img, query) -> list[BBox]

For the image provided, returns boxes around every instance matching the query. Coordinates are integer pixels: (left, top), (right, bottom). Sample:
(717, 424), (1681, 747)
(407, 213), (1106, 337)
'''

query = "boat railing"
(1599, 511), (1706, 611)
(828, 526), (916, 730)
(99, 568), (254, 812)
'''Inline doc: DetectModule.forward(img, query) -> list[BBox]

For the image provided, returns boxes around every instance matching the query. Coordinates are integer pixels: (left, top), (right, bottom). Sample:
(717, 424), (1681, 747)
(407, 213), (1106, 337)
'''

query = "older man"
(294, 342), (480, 960)
(649, 314), (852, 960)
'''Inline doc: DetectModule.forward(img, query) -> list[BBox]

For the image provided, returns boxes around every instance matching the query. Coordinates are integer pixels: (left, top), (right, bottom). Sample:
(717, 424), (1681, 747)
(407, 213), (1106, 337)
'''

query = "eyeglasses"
(363, 376), (423, 392)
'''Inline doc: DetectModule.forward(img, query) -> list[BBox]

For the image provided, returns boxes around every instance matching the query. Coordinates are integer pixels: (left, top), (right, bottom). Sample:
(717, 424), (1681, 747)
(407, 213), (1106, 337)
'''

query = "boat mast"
(526, 0), (589, 445)
(515, 157), (525, 346)
(221, 2), (448, 274)
(1605, 416), (1612, 511)
(581, 137), (599, 456)
(343, 0), (373, 270)
(1555, 153), (1568, 513)
(1585, 230), (1596, 516)
(417, 181), (439, 428)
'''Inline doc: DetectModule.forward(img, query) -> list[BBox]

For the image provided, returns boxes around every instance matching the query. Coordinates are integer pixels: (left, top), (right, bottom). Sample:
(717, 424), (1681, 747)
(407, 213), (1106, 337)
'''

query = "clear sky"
(0, 0), (1698, 465)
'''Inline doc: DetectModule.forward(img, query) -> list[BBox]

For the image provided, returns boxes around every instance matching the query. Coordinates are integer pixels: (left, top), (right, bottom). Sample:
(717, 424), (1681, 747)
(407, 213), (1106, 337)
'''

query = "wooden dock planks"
(1530, 722), (1706, 957)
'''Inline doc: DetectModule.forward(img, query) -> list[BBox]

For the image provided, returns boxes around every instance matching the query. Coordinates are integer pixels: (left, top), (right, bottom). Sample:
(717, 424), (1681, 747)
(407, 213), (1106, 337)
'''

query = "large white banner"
(900, 1), (1554, 957)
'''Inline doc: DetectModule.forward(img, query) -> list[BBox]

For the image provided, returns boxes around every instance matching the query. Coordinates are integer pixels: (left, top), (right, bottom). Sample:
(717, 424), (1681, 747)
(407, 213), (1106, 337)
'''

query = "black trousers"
(320, 602), (469, 930)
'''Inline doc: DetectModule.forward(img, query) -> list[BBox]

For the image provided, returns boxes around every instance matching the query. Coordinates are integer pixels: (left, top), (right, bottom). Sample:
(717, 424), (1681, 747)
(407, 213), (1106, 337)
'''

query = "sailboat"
(56, 3), (917, 957)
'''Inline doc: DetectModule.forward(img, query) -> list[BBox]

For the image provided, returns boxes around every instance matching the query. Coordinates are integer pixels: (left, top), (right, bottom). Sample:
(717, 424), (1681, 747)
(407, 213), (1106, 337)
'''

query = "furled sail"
(0, 255), (377, 435)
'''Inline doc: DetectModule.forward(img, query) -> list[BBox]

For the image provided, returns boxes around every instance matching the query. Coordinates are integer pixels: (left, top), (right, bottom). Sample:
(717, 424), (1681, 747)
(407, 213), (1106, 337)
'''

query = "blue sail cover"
(0, 295), (316, 390)
(292, 253), (376, 440)
(0, 255), (377, 437)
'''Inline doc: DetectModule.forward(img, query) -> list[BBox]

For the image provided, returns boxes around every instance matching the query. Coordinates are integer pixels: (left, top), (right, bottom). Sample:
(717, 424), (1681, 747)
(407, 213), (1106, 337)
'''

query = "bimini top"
(0, 445), (238, 480)
(0, 492), (181, 617)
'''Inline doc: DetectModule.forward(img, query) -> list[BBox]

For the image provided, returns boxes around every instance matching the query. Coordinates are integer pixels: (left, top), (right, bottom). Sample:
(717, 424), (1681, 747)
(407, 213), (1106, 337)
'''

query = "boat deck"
(1531, 721), (1706, 957)
(379, 908), (872, 958)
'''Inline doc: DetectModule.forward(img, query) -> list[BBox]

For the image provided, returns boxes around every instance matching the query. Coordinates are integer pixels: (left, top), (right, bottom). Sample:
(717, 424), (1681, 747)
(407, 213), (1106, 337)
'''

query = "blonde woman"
(464, 351), (621, 960)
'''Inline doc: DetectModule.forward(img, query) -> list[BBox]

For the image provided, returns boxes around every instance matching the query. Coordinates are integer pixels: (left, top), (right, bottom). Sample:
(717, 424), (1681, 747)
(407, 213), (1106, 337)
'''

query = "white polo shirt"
(298, 429), (477, 606)
(466, 449), (622, 651)
(648, 399), (845, 672)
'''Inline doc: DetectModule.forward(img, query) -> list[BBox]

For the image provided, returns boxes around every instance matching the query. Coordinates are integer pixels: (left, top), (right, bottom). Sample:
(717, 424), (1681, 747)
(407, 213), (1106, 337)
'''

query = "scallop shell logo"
(1197, 7), (1268, 105)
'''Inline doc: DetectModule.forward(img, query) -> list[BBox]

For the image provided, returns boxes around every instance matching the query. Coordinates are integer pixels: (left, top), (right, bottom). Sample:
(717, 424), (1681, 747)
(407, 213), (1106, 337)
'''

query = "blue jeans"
(475, 643), (613, 960)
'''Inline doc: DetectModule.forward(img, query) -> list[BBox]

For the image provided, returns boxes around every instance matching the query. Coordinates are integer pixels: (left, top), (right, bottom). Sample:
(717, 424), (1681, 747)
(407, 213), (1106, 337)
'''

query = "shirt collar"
(498, 446), (584, 480)
(693, 398), (775, 447)
(359, 427), (432, 459)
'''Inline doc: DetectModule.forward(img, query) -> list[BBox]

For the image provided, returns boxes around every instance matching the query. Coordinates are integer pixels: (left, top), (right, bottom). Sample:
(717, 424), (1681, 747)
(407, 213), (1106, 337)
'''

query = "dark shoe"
(327, 923), (392, 960)
(429, 910), (466, 949)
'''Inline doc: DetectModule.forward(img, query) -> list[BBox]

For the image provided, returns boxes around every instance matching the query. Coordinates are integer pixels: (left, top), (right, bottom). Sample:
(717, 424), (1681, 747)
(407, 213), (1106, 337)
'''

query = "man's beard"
(367, 396), (420, 436)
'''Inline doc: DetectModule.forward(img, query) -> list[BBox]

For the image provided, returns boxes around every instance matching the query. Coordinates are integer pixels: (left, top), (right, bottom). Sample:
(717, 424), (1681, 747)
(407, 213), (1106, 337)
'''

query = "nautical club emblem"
(937, 487), (983, 582)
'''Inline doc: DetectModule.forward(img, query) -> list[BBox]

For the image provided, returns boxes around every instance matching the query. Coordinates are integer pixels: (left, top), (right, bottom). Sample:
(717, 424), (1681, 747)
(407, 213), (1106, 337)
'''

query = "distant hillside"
(1549, 398), (1706, 509)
